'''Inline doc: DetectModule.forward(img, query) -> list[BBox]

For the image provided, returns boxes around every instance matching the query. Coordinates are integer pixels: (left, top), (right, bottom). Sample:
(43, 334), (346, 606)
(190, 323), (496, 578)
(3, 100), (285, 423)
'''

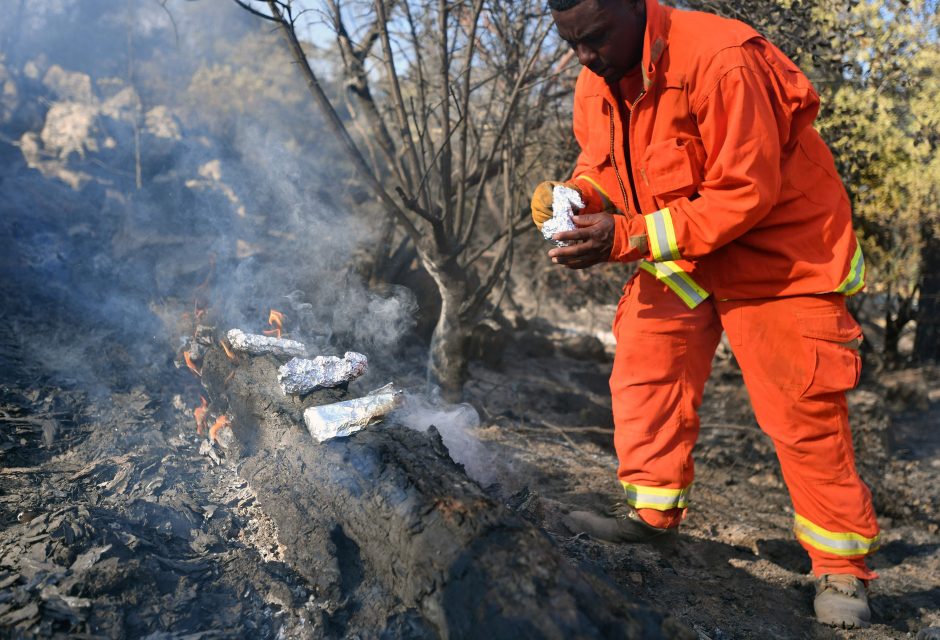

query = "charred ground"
(1, 279), (939, 637)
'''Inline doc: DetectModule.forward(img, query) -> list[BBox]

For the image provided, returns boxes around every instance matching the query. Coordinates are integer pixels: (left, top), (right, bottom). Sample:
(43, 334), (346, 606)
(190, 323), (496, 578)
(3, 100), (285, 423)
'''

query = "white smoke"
(0, 0), (424, 392)
(394, 392), (493, 485)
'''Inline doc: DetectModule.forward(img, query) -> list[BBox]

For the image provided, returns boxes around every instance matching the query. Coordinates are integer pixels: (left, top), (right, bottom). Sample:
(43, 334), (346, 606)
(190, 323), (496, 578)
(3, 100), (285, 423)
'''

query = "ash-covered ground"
(2, 301), (938, 638)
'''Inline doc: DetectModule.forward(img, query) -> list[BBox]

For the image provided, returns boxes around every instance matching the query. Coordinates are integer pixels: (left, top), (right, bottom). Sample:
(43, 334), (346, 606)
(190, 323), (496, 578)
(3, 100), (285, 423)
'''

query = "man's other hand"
(531, 180), (582, 231)
(548, 212), (615, 269)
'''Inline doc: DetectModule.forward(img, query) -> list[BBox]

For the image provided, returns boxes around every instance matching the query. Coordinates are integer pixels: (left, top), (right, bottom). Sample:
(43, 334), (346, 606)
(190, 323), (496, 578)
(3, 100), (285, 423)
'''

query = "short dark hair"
(548, 0), (584, 9)
(549, 0), (629, 10)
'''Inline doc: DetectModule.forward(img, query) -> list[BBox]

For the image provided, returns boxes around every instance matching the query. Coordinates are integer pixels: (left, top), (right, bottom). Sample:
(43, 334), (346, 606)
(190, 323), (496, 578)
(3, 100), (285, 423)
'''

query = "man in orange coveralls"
(531, 0), (880, 629)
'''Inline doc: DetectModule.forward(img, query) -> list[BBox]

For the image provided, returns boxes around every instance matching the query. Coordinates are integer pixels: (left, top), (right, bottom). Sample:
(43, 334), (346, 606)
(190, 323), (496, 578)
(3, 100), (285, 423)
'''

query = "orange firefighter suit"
(570, 0), (880, 579)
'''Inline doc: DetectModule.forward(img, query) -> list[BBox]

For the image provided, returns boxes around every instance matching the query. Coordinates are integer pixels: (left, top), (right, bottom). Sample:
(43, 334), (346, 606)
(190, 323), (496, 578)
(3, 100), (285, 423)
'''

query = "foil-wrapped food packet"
(226, 328), (309, 359)
(541, 184), (584, 247)
(304, 383), (402, 443)
(278, 351), (368, 395)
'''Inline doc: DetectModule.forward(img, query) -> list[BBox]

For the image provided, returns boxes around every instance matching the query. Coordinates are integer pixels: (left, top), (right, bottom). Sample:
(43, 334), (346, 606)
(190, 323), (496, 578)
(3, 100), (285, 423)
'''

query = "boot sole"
(816, 615), (871, 629)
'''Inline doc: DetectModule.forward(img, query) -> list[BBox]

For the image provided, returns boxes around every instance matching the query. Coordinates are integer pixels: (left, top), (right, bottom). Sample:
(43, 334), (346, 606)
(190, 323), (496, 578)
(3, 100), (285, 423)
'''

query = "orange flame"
(209, 415), (231, 443)
(262, 309), (285, 339)
(193, 396), (208, 435)
(190, 296), (208, 332)
(183, 350), (201, 377)
(221, 339), (235, 361)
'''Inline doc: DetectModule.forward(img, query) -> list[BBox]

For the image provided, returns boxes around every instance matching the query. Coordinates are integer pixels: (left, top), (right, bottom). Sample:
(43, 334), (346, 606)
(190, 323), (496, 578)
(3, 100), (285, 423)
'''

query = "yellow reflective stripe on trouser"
(793, 514), (880, 557)
(572, 175), (613, 210)
(645, 208), (681, 261)
(835, 243), (866, 295)
(622, 482), (691, 510)
(638, 261), (710, 309)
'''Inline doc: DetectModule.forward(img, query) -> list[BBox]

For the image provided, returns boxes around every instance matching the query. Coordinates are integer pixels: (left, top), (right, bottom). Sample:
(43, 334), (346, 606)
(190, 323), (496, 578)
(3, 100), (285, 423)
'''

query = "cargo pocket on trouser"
(611, 332), (687, 435)
(762, 306), (864, 492)
(796, 310), (863, 399)
(788, 312), (878, 581)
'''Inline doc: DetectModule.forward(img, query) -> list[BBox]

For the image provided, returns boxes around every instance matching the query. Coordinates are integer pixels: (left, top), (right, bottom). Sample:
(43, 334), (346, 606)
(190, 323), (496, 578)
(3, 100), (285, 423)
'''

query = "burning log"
(303, 382), (399, 442)
(226, 328), (308, 359)
(277, 351), (368, 396)
(198, 342), (689, 639)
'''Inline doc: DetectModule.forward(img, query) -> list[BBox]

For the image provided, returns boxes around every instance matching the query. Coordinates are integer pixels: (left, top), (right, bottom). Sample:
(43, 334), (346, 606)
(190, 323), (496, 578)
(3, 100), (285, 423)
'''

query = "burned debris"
(0, 382), (313, 638)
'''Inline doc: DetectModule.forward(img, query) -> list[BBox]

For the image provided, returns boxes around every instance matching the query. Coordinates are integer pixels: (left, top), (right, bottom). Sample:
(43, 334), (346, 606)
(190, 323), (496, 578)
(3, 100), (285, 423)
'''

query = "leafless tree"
(231, 0), (574, 395)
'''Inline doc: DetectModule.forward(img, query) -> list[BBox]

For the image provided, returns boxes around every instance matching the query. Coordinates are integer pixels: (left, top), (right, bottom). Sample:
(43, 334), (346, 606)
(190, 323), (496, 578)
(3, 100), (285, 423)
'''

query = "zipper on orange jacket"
(608, 102), (630, 216)
(607, 90), (646, 217)
(625, 90), (646, 215)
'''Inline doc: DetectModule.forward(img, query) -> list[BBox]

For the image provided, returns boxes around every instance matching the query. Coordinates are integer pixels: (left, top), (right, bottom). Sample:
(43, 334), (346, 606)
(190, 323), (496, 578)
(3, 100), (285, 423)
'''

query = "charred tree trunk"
(199, 344), (688, 639)
(425, 260), (469, 399)
(915, 230), (940, 363)
(882, 286), (916, 369)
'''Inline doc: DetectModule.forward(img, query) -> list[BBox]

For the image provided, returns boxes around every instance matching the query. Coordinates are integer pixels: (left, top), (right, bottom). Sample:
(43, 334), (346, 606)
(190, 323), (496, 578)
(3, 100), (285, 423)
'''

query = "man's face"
(552, 0), (646, 84)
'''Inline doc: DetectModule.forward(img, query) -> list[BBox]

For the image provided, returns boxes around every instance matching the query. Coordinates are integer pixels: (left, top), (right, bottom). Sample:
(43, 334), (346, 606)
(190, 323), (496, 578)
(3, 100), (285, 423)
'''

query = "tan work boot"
(814, 574), (871, 629)
(562, 507), (678, 544)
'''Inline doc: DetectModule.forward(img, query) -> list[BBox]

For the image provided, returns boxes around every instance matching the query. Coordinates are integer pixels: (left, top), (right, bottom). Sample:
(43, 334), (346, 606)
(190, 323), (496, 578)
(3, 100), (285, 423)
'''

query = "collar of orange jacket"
(581, 0), (668, 99)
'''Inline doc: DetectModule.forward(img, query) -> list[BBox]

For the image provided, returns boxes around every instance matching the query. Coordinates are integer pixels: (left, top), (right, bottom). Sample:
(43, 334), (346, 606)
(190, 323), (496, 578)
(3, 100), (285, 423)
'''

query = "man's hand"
(548, 212), (615, 269)
(530, 180), (582, 231)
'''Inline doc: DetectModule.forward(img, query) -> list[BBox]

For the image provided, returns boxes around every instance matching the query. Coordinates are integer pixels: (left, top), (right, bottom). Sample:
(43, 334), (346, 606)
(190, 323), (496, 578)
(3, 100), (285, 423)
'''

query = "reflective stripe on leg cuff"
(622, 482), (691, 510)
(793, 514), (881, 556)
(638, 260), (709, 309)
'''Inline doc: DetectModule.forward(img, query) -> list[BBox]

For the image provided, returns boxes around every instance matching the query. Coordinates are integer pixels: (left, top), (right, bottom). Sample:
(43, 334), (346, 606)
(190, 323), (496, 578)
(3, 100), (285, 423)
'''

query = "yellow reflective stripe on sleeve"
(835, 243), (866, 296)
(793, 514), (880, 557)
(572, 175), (613, 210)
(638, 260), (710, 309)
(621, 482), (691, 511)
(645, 208), (681, 262)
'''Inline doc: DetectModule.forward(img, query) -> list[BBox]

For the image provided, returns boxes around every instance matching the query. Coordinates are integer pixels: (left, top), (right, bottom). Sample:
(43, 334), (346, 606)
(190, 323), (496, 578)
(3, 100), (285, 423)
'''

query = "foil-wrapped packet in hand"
(542, 184), (584, 247)
(304, 383), (402, 443)
(278, 351), (368, 395)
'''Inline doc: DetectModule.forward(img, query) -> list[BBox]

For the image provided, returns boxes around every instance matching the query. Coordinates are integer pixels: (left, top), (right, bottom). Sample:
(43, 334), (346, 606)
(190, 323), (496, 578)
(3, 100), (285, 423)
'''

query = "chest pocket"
(579, 96), (613, 168)
(641, 136), (706, 205)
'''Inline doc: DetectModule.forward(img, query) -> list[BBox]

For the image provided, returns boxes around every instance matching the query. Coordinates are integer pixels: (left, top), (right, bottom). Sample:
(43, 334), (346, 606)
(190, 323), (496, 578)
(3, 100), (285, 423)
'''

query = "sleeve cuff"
(571, 175), (614, 213)
(644, 207), (681, 261)
(609, 214), (650, 263)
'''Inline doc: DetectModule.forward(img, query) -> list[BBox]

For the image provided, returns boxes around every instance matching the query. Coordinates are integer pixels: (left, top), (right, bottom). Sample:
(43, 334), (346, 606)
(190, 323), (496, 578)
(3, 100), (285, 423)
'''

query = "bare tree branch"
(231, 0), (576, 393)
(263, 0), (421, 243)
(231, 0), (279, 22)
(452, 0), (486, 238)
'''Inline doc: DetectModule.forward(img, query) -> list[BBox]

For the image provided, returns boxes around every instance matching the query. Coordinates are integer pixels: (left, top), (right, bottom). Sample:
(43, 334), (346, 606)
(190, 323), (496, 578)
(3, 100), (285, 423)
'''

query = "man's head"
(550, 0), (646, 84)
